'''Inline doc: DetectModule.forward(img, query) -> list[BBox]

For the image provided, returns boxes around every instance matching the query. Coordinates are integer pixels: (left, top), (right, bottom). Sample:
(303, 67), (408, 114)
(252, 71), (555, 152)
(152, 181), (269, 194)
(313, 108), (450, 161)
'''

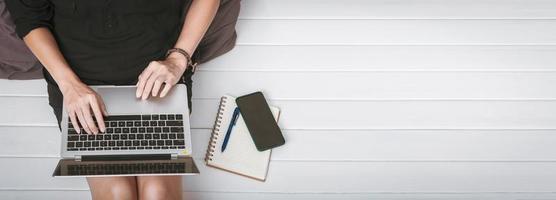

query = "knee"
(91, 180), (137, 200)
(139, 179), (182, 200)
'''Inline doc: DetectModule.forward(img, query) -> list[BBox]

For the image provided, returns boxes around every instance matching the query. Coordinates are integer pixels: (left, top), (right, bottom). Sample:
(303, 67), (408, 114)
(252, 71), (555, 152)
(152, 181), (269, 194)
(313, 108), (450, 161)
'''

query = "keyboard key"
(106, 115), (141, 121)
(145, 134), (152, 140)
(68, 148), (78, 151)
(160, 115), (167, 120)
(92, 141), (99, 147)
(115, 128), (122, 133)
(158, 121), (165, 126)
(177, 134), (184, 139)
(129, 134), (136, 140)
(137, 134), (144, 140)
(123, 128), (130, 133)
(101, 141), (108, 146)
(145, 147), (153, 149)
(104, 121), (109, 127)
(137, 147), (145, 150)
(168, 115), (175, 120)
(149, 140), (156, 146)
(117, 141), (124, 146)
(126, 121), (133, 127)
(147, 127), (154, 133)
(155, 127), (161, 133)
(142, 115), (151, 120)
(163, 127), (169, 133)
(118, 121), (125, 127)
(150, 121), (157, 126)
(84, 141), (91, 147)
(141, 140), (148, 146)
(88, 135), (95, 140)
(113, 135), (120, 140)
(139, 127), (146, 133)
(87, 148), (95, 151)
(142, 121), (149, 126)
(68, 129), (78, 135)
(166, 121), (183, 126)
(129, 147), (137, 150)
(96, 147), (103, 151)
(134, 121), (141, 126)
(169, 134), (176, 139)
(165, 140), (172, 145)
(105, 135), (112, 140)
(153, 134), (160, 139)
(170, 127), (183, 132)
(80, 135), (87, 141)
(121, 134), (128, 140)
(133, 141), (140, 146)
(173, 140), (184, 145)
(162, 146), (169, 149)
(176, 114), (183, 120)
(152, 115), (159, 120)
(68, 136), (79, 141)
(67, 142), (75, 148)
(161, 134), (168, 139)
(109, 141), (115, 146)
(131, 128), (138, 133)
(106, 128), (113, 134)
(153, 147), (161, 149)
(110, 122), (117, 127)
(125, 141), (131, 146)
(96, 135), (104, 140)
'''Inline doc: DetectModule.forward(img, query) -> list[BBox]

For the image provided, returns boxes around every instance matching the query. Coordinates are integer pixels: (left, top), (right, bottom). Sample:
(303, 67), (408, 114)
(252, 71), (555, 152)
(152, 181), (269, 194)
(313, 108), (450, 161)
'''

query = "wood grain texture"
(240, 0), (556, 19)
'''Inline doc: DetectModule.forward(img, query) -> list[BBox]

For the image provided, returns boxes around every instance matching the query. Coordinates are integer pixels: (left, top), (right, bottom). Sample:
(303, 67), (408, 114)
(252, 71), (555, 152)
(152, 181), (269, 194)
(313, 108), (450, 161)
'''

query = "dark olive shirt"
(6, 0), (187, 84)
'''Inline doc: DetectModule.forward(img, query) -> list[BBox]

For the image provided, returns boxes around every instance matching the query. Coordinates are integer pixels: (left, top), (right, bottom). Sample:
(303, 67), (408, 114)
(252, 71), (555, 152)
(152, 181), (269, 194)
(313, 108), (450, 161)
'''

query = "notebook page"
(208, 95), (279, 181)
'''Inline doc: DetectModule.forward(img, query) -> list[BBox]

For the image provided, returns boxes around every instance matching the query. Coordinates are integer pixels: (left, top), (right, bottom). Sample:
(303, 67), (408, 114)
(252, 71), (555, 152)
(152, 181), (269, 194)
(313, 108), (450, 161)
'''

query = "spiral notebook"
(205, 95), (280, 181)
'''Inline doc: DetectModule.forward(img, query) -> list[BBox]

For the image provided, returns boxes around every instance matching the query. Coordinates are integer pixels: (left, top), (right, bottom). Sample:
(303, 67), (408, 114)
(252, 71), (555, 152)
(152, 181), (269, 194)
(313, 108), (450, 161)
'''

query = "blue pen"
(221, 107), (240, 152)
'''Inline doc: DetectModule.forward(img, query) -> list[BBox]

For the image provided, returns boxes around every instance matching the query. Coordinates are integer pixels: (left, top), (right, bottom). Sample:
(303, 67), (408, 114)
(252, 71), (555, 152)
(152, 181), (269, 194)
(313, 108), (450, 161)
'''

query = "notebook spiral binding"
(205, 96), (228, 163)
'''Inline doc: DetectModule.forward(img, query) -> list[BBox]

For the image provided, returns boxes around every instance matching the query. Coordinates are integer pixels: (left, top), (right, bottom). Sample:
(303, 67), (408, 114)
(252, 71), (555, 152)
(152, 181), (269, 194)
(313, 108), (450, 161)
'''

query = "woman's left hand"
(136, 53), (188, 100)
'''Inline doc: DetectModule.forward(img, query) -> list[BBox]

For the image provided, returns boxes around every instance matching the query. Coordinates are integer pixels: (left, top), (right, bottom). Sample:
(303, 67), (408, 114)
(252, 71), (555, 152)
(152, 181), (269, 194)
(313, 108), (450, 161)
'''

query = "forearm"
(173, 0), (220, 56)
(23, 28), (81, 90)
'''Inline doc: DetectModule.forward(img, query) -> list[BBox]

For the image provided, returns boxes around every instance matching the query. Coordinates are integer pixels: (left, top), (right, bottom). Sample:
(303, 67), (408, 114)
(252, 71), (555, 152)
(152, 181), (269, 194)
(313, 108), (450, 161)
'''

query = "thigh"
(136, 176), (183, 200)
(87, 176), (138, 200)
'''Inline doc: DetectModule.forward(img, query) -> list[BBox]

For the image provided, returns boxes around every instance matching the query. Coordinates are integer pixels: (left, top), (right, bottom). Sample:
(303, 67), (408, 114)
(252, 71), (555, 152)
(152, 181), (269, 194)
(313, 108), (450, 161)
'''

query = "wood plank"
(4, 127), (556, 161)
(1, 190), (556, 200)
(191, 71), (556, 99)
(2, 97), (556, 129)
(235, 20), (556, 45)
(1, 158), (556, 192)
(7, 71), (556, 99)
(240, 0), (556, 19)
(203, 45), (556, 71)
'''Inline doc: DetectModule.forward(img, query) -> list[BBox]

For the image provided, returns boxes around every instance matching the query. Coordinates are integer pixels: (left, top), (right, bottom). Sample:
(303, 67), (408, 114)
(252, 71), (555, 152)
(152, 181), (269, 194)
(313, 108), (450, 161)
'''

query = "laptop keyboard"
(66, 114), (186, 151)
(66, 162), (187, 175)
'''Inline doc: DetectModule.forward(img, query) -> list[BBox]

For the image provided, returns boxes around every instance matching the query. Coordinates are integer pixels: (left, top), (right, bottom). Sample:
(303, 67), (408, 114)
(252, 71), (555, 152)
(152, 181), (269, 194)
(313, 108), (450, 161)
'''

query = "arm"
(6, 0), (106, 134)
(23, 29), (107, 134)
(136, 0), (220, 99)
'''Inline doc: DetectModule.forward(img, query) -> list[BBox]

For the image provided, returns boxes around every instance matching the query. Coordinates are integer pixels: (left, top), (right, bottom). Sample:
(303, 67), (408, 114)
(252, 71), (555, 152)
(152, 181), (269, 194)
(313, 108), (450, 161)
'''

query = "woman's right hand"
(59, 80), (108, 134)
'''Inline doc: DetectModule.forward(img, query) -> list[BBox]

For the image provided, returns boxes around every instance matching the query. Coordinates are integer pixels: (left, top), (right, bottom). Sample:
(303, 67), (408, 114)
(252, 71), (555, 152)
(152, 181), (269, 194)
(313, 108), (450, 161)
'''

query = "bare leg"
(137, 176), (183, 200)
(87, 177), (138, 200)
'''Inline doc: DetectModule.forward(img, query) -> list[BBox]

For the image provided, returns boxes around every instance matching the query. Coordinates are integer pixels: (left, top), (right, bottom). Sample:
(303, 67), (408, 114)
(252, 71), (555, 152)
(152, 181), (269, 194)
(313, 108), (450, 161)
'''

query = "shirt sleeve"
(5, 0), (53, 38)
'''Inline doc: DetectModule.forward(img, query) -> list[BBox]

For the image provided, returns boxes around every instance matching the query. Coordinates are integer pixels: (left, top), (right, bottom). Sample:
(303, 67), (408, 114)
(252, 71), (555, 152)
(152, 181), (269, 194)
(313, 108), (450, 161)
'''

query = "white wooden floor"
(2, 0), (556, 199)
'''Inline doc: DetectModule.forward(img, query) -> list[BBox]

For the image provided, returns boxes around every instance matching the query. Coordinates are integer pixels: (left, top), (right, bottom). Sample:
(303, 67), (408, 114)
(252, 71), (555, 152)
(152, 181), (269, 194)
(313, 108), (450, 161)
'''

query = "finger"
(136, 64), (156, 98)
(76, 108), (92, 134)
(141, 73), (158, 100)
(89, 97), (106, 133)
(159, 82), (173, 98)
(151, 79), (163, 97)
(81, 103), (99, 134)
(68, 110), (81, 134)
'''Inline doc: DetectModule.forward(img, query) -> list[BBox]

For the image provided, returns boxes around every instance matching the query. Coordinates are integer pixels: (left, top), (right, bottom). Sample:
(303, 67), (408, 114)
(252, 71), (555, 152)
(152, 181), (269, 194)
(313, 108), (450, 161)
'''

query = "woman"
(6, 0), (219, 199)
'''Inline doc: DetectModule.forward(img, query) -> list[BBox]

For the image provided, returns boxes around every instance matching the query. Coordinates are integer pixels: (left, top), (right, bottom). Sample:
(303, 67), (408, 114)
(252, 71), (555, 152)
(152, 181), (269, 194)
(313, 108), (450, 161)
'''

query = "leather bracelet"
(165, 48), (197, 73)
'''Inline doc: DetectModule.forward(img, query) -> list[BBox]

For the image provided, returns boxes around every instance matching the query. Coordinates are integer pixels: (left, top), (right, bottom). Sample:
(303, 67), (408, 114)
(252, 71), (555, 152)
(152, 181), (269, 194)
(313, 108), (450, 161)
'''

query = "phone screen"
(235, 92), (285, 151)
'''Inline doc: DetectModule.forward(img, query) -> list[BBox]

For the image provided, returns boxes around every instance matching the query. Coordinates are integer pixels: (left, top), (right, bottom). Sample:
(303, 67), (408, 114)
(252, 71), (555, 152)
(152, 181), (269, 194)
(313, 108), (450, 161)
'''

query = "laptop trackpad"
(95, 86), (188, 115)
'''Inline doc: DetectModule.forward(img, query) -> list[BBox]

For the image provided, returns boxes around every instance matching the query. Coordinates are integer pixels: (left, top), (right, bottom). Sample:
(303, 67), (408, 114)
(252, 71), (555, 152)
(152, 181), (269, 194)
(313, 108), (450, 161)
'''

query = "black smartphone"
(236, 92), (285, 151)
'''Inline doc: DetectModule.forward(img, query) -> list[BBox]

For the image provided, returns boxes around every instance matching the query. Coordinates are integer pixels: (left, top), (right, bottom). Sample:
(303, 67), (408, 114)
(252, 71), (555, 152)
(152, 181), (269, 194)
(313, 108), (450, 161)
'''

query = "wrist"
(57, 76), (82, 94)
(166, 52), (188, 70)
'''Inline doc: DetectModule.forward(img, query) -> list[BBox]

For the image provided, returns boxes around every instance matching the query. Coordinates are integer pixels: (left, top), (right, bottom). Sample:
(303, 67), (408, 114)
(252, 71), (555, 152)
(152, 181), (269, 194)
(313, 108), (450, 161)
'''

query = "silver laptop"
(53, 85), (199, 177)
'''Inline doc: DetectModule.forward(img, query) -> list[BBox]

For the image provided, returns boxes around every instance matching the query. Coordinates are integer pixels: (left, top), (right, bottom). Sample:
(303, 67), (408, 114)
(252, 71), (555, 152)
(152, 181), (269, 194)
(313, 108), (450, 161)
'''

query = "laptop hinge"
(171, 154), (178, 160)
(81, 154), (172, 161)
(74, 155), (82, 161)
